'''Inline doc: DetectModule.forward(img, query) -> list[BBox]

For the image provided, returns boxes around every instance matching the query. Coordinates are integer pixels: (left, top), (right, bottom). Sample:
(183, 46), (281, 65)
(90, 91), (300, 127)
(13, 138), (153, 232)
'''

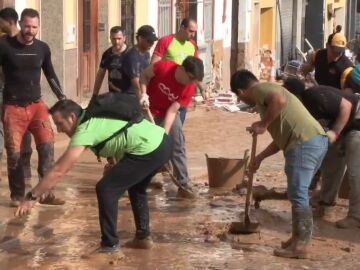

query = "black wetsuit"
(0, 35), (64, 105)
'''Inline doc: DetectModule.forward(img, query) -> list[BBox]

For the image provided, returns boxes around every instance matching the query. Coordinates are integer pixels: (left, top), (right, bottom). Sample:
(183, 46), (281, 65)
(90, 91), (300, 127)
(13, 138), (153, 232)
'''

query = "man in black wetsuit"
(0, 8), (66, 206)
(0, 7), (34, 187)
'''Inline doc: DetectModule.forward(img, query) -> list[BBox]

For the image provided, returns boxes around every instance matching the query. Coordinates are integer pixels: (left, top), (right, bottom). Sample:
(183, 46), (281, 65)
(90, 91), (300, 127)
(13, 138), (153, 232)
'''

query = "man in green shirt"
(15, 99), (172, 255)
(231, 70), (328, 259)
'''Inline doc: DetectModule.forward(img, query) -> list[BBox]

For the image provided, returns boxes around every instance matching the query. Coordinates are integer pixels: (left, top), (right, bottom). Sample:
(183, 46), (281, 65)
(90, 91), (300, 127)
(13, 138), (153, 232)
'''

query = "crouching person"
(230, 70), (328, 259)
(15, 99), (172, 255)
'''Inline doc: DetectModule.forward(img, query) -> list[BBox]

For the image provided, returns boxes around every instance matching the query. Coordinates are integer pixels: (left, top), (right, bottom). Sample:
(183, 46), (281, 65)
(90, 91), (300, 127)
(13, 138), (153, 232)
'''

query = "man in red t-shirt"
(139, 56), (204, 191)
(151, 18), (207, 124)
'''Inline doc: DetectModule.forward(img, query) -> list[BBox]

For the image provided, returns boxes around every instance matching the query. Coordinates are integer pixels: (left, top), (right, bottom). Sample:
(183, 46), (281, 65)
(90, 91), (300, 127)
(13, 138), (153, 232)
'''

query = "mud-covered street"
(0, 107), (359, 270)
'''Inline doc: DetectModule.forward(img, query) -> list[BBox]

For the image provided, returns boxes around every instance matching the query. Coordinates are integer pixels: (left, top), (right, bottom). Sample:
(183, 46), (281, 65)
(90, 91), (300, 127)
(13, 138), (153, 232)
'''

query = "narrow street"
(0, 106), (359, 269)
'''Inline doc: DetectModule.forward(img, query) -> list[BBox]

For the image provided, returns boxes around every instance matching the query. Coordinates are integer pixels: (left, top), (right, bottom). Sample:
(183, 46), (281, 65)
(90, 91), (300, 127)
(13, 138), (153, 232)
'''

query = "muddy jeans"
(96, 134), (172, 247)
(320, 130), (360, 219)
(155, 112), (190, 185)
(3, 100), (54, 199)
(285, 135), (328, 208)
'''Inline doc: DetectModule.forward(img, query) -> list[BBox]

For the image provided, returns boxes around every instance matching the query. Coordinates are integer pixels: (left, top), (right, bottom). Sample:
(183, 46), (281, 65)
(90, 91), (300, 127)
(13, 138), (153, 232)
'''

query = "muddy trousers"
(96, 134), (172, 247)
(320, 130), (360, 219)
(8, 143), (53, 199)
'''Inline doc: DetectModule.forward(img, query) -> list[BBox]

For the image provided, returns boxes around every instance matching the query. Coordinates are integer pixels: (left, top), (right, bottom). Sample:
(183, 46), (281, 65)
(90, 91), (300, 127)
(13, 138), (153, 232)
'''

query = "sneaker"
(181, 182), (194, 191)
(336, 216), (360, 229)
(82, 245), (125, 264)
(313, 205), (335, 219)
(177, 183), (196, 199)
(124, 236), (154, 249)
(39, 193), (65, 205)
(97, 244), (120, 253)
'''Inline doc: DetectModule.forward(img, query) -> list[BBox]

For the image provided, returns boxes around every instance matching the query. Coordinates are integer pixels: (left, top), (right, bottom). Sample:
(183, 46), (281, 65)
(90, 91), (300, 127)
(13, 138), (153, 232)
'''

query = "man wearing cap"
(120, 25), (157, 97)
(302, 30), (354, 89)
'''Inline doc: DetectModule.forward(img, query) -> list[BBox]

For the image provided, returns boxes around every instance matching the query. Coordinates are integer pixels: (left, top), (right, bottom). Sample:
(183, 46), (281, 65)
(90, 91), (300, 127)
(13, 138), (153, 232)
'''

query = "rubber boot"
(281, 207), (296, 249)
(36, 143), (65, 205)
(274, 207), (312, 259)
(7, 152), (25, 200)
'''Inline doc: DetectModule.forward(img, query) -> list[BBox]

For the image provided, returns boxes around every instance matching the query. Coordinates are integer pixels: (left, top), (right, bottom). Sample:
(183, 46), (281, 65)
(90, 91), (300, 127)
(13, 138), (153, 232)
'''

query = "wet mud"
(0, 107), (359, 269)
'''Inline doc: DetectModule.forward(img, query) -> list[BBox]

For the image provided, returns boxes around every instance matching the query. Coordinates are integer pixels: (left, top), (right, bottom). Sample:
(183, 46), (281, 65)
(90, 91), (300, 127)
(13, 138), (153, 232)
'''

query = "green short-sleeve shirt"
(253, 82), (326, 152)
(70, 117), (165, 160)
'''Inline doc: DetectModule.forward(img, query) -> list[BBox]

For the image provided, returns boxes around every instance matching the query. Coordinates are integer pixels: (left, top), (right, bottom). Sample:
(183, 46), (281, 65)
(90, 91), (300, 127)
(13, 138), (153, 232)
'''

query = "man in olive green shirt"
(231, 70), (328, 259)
(15, 99), (172, 255)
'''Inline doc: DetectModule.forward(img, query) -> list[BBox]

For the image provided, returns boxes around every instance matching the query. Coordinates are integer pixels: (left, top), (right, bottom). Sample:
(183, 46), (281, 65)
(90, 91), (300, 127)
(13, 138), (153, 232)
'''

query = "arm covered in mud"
(250, 141), (280, 173)
(15, 146), (86, 217)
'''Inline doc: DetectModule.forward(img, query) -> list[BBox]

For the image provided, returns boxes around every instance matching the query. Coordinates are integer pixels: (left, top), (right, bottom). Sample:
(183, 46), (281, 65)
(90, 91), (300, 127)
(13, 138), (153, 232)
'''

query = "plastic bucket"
(206, 154), (249, 188)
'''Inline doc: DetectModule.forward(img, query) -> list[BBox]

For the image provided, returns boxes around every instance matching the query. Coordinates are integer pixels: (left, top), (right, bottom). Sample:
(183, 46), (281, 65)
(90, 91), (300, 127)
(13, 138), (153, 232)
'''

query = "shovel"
(145, 108), (196, 199)
(229, 133), (260, 234)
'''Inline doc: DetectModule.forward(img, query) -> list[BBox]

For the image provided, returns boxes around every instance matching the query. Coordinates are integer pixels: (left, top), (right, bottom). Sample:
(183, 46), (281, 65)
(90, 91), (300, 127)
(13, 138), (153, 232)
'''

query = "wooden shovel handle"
(244, 134), (257, 219)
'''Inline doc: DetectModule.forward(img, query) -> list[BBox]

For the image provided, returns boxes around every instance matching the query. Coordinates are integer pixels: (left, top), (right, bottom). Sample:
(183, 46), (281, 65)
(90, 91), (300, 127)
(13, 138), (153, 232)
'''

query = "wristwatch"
(25, 191), (37, 201)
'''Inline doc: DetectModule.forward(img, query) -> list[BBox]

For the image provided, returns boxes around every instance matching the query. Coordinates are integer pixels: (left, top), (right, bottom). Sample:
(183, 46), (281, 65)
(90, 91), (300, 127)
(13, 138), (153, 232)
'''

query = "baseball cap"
(137, 25), (158, 42)
(328, 32), (347, 53)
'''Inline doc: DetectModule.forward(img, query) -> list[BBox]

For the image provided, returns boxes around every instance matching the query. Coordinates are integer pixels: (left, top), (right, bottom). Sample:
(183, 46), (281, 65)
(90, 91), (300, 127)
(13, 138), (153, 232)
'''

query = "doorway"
(78, 0), (98, 99)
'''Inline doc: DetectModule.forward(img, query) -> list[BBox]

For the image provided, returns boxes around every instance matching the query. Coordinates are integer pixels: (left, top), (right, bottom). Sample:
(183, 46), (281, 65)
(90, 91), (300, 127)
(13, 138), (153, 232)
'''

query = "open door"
(78, 0), (98, 99)
(304, 0), (325, 50)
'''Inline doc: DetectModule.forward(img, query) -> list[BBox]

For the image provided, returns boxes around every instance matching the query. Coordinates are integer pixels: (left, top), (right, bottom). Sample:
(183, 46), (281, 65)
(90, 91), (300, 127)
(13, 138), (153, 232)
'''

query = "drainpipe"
(276, 0), (285, 66)
(230, 0), (239, 77)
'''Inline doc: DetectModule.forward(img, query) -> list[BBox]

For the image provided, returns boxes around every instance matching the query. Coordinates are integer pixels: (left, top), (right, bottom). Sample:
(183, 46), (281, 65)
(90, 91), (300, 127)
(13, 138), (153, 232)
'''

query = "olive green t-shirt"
(253, 82), (326, 152)
(70, 117), (165, 160)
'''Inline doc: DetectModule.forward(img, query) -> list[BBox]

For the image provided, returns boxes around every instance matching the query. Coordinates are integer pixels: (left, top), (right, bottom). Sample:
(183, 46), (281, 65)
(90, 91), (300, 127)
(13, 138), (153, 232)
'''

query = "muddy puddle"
(0, 108), (359, 269)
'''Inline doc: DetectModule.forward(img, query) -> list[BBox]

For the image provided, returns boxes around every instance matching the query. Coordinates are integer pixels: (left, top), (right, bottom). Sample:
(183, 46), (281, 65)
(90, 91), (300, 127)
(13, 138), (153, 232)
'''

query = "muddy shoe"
(281, 236), (293, 249)
(124, 236), (154, 249)
(83, 245), (125, 265)
(39, 193), (65, 205)
(274, 241), (309, 259)
(313, 205), (335, 219)
(177, 183), (196, 199)
(336, 216), (360, 229)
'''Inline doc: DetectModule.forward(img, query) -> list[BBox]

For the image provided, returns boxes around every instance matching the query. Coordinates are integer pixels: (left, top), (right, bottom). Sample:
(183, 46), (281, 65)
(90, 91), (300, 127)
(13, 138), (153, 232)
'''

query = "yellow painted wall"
(260, 7), (273, 50)
(63, 0), (77, 50)
(108, 0), (121, 42)
(259, 0), (274, 9)
(26, 0), (39, 9)
(324, 0), (346, 45)
(135, 0), (148, 31)
(108, 0), (120, 29)
(250, 0), (275, 50)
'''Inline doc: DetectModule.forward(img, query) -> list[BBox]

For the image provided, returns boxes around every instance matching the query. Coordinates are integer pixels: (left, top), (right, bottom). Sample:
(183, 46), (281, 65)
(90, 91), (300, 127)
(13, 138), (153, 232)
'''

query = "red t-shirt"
(148, 61), (195, 118)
